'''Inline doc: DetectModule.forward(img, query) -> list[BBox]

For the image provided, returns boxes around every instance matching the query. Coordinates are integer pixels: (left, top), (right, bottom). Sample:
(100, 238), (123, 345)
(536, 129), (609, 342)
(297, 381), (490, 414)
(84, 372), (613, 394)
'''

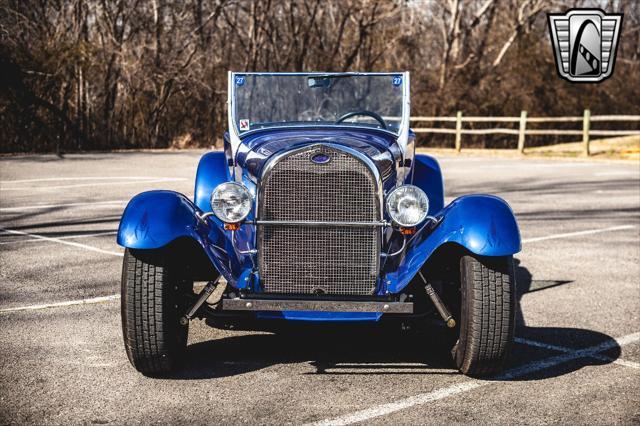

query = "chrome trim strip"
(253, 220), (387, 227)
(221, 298), (414, 313)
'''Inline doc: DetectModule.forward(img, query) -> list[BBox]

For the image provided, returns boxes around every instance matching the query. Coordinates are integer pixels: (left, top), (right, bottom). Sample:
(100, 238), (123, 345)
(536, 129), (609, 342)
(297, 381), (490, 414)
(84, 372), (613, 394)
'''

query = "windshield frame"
(227, 71), (410, 159)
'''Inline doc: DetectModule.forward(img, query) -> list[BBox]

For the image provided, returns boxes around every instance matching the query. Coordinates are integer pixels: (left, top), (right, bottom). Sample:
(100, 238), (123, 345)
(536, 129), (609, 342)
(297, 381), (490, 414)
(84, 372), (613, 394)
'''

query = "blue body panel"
(117, 128), (521, 323)
(231, 127), (401, 191)
(117, 190), (200, 249)
(385, 194), (521, 293)
(117, 190), (240, 285)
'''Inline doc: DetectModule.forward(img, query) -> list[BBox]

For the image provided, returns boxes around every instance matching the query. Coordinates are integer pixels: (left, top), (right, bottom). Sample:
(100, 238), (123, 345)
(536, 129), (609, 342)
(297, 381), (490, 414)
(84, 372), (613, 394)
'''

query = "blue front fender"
(387, 194), (521, 293)
(116, 190), (239, 284)
(117, 190), (200, 249)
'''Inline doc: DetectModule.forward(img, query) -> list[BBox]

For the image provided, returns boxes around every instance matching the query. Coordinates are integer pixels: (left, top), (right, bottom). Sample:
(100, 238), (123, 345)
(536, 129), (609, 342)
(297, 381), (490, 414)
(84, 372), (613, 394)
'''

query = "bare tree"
(0, 0), (638, 153)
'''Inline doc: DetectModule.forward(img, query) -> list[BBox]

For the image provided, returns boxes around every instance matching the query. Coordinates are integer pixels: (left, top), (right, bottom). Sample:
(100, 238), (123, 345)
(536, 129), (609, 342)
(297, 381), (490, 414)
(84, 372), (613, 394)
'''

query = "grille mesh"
(258, 146), (380, 295)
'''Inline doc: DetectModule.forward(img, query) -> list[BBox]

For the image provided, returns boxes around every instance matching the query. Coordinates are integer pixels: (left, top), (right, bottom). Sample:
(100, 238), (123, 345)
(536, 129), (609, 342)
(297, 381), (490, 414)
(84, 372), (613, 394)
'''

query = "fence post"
(455, 111), (462, 152)
(582, 109), (591, 156)
(517, 110), (527, 154)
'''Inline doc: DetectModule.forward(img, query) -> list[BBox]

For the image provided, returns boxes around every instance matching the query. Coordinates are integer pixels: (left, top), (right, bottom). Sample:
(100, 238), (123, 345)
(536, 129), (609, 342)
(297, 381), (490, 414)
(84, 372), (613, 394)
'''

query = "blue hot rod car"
(118, 72), (521, 377)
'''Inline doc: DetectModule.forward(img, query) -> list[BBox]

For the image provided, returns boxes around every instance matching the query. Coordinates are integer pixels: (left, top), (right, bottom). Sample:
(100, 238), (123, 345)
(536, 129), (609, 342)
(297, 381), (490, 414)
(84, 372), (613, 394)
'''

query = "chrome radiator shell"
(257, 144), (382, 295)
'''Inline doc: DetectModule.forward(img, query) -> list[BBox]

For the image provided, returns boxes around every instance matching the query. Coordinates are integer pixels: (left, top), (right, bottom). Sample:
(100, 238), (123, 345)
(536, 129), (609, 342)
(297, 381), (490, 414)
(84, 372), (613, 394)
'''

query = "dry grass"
(525, 135), (639, 160)
(418, 135), (640, 162)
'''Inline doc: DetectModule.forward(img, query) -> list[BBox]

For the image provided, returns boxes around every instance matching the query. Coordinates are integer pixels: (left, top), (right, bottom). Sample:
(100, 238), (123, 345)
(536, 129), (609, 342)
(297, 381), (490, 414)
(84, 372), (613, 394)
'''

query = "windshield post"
(227, 71), (243, 181)
(397, 71), (411, 158)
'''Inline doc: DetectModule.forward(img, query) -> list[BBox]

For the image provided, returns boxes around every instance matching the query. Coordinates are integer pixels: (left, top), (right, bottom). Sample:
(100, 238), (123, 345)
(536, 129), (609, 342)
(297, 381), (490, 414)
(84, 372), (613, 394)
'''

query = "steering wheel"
(335, 110), (387, 130)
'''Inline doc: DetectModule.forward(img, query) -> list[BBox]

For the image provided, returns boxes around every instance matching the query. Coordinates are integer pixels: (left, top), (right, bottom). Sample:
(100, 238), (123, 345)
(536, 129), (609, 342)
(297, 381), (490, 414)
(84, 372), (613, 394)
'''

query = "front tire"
(121, 248), (190, 376)
(453, 255), (516, 377)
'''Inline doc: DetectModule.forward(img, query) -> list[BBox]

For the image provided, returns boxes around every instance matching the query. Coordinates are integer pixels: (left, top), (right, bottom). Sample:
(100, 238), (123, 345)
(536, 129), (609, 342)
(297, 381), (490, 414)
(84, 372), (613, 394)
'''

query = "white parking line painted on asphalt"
(0, 228), (123, 257)
(594, 171), (638, 176)
(514, 337), (572, 352)
(522, 225), (636, 244)
(0, 177), (187, 191)
(0, 231), (117, 245)
(0, 294), (121, 313)
(1, 176), (186, 184)
(1, 225), (634, 311)
(3, 289), (639, 378)
(308, 331), (640, 426)
(310, 382), (484, 426)
(0, 200), (126, 212)
(599, 357), (640, 369)
(515, 337), (640, 369)
(498, 332), (640, 380)
(443, 163), (596, 170)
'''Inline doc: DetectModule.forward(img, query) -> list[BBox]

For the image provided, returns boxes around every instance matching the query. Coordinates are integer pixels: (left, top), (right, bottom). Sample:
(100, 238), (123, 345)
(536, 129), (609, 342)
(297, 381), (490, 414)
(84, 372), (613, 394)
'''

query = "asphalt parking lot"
(1, 151), (639, 424)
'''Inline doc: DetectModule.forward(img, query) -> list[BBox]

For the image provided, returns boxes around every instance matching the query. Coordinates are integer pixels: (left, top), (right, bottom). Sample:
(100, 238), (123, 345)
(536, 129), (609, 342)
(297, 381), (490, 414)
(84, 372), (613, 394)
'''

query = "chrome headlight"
(211, 182), (252, 223)
(386, 185), (429, 227)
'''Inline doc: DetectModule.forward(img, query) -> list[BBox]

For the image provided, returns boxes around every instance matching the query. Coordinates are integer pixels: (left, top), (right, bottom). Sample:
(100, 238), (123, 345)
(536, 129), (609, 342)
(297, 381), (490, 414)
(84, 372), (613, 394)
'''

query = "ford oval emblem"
(311, 153), (331, 164)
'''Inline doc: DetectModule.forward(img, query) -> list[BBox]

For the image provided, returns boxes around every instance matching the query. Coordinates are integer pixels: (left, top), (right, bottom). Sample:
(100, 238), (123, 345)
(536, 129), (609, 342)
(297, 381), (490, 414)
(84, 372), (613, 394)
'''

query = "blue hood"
(229, 127), (401, 184)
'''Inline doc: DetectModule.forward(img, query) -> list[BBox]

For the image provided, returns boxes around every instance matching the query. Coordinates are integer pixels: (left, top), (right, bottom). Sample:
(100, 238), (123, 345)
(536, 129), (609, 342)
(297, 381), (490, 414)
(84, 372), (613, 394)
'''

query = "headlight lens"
(211, 182), (252, 223)
(386, 185), (429, 227)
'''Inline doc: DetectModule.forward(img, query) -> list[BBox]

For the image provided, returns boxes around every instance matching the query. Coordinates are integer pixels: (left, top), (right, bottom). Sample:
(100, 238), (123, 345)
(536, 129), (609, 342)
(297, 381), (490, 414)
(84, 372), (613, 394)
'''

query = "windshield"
(232, 73), (405, 135)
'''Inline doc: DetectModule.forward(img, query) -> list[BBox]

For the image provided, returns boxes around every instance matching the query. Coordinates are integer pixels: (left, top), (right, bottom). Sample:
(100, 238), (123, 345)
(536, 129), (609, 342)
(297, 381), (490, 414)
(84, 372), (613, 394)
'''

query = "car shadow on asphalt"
(502, 258), (622, 381)
(172, 326), (459, 380)
(169, 259), (621, 381)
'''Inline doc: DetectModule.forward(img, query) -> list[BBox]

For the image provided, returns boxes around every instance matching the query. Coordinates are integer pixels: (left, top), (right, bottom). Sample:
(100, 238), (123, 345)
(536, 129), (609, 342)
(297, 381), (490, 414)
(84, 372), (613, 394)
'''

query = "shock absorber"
(179, 276), (221, 325)
(419, 271), (456, 328)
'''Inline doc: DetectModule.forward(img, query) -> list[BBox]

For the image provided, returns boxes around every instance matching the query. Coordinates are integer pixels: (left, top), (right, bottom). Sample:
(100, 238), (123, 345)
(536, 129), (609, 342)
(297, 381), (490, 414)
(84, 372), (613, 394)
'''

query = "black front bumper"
(221, 298), (413, 313)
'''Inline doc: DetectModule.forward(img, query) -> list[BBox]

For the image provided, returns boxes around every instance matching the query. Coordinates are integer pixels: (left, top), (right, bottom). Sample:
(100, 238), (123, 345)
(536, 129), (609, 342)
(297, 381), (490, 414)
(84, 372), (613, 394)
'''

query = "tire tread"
(121, 249), (187, 375)
(456, 255), (516, 376)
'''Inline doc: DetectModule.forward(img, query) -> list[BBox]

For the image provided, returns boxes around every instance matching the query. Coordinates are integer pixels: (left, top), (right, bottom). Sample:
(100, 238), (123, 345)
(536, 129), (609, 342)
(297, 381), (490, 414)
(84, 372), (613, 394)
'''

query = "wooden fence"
(411, 110), (640, 156)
